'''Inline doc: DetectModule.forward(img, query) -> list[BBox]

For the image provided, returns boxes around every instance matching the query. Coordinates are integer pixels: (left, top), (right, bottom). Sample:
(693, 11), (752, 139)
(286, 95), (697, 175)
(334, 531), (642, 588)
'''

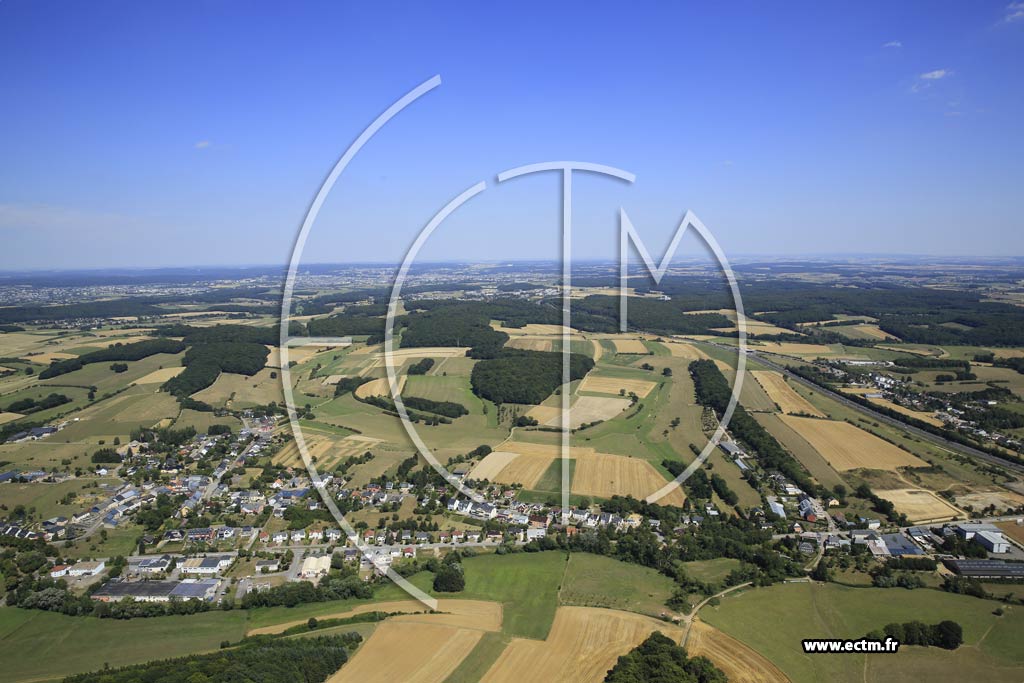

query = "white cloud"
(883, 40), (902, 48)
(194, 140), (211, 149)
(1005, 1), (1024, 22)
(911, 69), (952, 93)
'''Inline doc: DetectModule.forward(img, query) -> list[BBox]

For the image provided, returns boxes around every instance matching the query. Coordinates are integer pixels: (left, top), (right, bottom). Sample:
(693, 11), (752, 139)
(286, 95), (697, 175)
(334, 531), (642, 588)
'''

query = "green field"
(43, 385), (180, 445)
(702, 582), (1024, 683)
(0, 476), (120, 520)
(0, 608), (249, 683)
(559, 552), (676, 616)
(247, 550), (567, 640)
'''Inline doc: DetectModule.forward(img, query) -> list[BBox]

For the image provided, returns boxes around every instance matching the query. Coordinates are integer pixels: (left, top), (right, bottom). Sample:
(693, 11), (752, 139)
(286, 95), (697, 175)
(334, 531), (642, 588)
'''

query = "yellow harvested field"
(322, 374), (344, 385)
(687, 621), (790, 683)
(573, 453), (684, 505)
(493, 323), (579, 337)
(874, 488), (961, 523)
(274, 433), (381, 468)
(663, 342), (709, 360)
(567, 395), (630, 426)
(132, 366), (186, 385)
(372, 347), (469, 360)
(579, 374), (656, 398)
(507, 337), (554, 352)
(20, 351), (77, 364)
(475, 441), (593, 488)
(752, 342), (833, 357)
(612, 339), (649, 354)
(330, 622), (482, 683)
(847, 324), (895, 340)
(991, 348), (1024, 359)
(526, 405), (562, 426)
(482, 607), (681, 683)
(591, 339), (604, 362)
(712, 320), (795, 336)
(470, 451), (522, 481)
(250, 599), (500, 636)
(493, 455), (556, 488)
(751, 371), (825, 417)
(0, 412), (24, 425)
(778, 416), (928, 471)
(527, 396), (631, 429)
(279, 346), (334, 367)
(354, 375), (406, 399)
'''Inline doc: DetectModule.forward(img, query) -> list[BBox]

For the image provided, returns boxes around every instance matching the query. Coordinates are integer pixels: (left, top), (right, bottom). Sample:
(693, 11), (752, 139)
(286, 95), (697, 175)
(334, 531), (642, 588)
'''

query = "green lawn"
(560, 552), (676, 616)
(62, 524), (145, 560)
(701, 582), (1024, 683)
(679, 557), (742, 584)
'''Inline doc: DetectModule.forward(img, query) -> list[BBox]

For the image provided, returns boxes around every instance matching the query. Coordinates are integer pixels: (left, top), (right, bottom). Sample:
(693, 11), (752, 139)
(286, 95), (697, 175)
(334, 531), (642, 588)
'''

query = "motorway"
(697, 338), (1024, 476)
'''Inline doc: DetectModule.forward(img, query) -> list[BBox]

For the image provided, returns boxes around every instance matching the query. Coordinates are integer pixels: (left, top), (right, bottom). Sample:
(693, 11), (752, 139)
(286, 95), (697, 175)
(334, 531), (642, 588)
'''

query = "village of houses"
(3, 414), (1024, 610)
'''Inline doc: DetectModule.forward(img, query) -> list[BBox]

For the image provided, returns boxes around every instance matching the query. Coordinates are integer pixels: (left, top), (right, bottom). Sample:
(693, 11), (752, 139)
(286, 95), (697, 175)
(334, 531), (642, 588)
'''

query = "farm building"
(975, 531), (1009, 554)
(953, 522), (1001, 539)
(170, 579), (220, 601)
(944, 559), (1024, 579)
(92, 580), (178, 603)
(180, 555), (232, 575)
(881, 533), (923, 556)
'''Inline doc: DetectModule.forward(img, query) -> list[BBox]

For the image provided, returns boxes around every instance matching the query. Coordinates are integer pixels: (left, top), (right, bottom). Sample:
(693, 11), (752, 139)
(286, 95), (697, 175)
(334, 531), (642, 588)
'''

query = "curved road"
(711, 342), (1024, 476)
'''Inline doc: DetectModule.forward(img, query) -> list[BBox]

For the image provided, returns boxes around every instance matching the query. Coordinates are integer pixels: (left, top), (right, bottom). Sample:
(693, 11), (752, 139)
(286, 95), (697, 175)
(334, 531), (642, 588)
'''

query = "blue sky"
(1, 1), (1022, 269)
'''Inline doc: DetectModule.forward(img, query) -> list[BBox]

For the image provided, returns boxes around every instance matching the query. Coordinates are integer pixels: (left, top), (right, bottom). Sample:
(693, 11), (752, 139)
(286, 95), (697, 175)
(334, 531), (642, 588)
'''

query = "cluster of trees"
(402, 395), (468, 418)
(407, 357), (435, 375)
(162, 341), (269, 398)
(471, 349), (594, 405)
(90, 447), (122, 463)
(283, 505), (334, 530)
(604, 632), (727, 683)
(135, 493), (184, 531)
(64, 634), (359, 683)
(555, 514), (801, 588)
(863, 620), (963, 650)
(357, 395), (455, 425)
(335, 376), (371, 396)
(4, 392), (70, 414)
(401, 305), (508, 355)
(574, 295), (732, 337)
(240, 573), (372, 608)
(689, 360), (818, 495)
(39, 338), (186, 379)
(130, 424), (196, 450)
(306, 312), (395, 343)
(433, 552), (466, 592)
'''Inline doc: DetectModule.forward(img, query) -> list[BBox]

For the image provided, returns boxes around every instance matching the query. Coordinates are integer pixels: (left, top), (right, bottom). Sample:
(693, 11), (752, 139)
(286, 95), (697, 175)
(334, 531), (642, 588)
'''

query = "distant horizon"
(2, 253), (1024, 278)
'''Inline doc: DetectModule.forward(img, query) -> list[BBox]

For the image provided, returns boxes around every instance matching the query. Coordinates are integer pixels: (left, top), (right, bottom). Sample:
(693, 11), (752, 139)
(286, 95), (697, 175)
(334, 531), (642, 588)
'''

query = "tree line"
(689, 359), (818, 495)
(39, 338), (186, 379)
